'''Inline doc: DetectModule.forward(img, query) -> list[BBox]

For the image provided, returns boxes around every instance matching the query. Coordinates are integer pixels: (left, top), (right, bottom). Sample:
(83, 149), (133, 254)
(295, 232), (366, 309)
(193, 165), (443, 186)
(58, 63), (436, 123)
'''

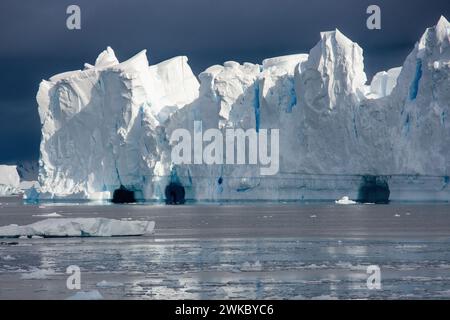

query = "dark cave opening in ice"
(165, 182), (186, 205)
(112, 185), (136, 204)
(358, 176), (390, 204)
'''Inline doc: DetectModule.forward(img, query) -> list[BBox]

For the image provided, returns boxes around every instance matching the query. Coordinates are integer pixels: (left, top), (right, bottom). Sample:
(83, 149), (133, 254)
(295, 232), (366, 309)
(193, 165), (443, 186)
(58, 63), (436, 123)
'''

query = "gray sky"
(0, 0), (449, 162)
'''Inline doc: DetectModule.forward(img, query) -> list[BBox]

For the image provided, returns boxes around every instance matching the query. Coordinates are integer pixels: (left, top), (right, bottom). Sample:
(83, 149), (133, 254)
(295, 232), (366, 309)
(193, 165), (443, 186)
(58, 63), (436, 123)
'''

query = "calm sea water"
(1, 196), (450, 299)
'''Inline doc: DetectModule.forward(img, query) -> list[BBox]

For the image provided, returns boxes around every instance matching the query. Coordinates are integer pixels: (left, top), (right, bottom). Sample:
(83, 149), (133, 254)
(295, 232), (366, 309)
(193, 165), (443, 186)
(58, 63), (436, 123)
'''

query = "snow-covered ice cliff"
(31, 16), (450, 202)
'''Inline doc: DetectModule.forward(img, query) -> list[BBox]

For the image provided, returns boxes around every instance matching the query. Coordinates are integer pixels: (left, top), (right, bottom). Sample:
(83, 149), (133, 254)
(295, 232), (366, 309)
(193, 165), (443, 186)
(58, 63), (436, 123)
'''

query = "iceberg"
(0, 165), (20, 196)
(32, 16), (450, 202)
(0, 218), (155, 238)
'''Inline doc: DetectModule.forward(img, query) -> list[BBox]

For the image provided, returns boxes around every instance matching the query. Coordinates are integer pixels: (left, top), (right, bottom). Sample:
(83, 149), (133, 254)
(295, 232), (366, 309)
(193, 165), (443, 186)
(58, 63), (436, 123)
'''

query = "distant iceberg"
(0, 165), (20, 196)
(31, 16), (450, 203)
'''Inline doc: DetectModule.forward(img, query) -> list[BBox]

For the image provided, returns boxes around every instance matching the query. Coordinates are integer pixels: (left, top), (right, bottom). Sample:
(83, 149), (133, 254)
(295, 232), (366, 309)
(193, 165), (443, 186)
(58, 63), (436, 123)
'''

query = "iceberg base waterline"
(25, 174), (450, 202)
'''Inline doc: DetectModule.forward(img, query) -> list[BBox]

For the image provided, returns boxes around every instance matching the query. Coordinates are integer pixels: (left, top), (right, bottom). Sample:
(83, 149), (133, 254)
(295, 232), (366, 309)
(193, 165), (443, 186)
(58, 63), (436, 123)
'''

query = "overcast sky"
(0, 0), (449, 163)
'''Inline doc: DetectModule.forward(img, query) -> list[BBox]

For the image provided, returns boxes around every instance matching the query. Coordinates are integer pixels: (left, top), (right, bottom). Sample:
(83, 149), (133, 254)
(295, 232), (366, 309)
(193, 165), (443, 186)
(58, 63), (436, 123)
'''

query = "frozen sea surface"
(1, 196), (450, 299)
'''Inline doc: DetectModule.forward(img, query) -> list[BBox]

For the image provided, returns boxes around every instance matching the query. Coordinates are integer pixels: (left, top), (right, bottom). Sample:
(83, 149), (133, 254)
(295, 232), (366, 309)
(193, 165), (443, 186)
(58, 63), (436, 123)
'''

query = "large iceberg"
(32, 16), (450, 202)
(0, 165), (20, 196)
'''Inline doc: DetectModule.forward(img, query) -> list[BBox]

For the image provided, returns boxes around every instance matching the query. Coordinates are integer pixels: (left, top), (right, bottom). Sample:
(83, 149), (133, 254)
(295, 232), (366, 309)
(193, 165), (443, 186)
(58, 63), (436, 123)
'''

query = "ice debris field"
(8, 16), (449, 203)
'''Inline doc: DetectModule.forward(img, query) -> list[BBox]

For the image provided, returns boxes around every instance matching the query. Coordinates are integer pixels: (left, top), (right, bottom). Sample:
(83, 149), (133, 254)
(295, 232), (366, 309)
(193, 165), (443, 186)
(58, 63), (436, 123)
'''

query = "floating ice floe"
(21, 268), (56, 280)
(240, 261), (263, 272)
(66, 290), (104, 300)
(96, 280), (124, 288)
(32, 212), (63, 218)
(335, 196), (357, 205)
(0, 218), (155, 238)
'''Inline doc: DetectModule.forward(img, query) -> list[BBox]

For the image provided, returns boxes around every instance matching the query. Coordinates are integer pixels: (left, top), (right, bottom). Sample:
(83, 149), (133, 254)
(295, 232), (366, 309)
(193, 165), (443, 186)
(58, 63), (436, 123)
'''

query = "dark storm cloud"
(0, 0), (449, 162)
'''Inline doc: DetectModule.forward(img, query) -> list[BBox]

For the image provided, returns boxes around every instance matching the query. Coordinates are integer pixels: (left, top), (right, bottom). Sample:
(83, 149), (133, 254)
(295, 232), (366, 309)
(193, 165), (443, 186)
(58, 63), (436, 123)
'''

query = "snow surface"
(32, 16), (450, 202)
(0, 165), (20, 196)
(0, 218), (155, 238)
